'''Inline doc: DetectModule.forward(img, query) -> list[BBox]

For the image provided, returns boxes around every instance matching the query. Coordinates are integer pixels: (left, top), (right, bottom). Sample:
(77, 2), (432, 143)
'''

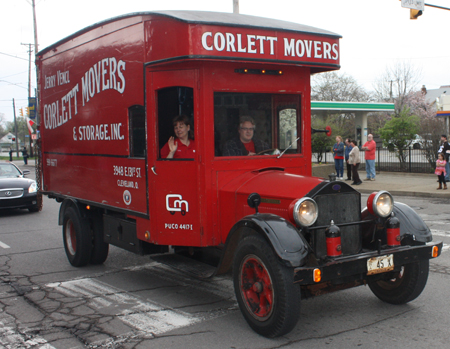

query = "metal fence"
(313, 147), (435, 174)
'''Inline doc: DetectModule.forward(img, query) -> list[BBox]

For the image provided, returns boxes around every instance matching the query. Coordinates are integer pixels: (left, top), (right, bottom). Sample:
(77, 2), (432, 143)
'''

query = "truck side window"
(129, 105), (145, 158)
(214, 92), (301, 156)
(157, 87), (194, 160)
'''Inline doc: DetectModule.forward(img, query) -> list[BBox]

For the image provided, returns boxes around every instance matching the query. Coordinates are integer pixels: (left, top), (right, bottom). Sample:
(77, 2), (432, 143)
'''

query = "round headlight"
(367, 191), (393, 218)
(28, 181), (37, 194)
(291, 197), (318, 227)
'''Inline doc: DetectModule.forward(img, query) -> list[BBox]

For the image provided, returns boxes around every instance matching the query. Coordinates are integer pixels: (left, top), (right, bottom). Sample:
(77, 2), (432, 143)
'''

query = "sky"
(1, 0), (450, 124)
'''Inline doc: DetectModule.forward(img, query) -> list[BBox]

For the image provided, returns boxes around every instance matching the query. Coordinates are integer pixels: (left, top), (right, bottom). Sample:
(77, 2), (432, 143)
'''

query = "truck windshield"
(214, 92), (301, 157)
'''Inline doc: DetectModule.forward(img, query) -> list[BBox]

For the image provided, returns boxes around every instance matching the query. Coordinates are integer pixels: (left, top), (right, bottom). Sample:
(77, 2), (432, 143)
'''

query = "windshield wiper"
(277, 137), (300, 159)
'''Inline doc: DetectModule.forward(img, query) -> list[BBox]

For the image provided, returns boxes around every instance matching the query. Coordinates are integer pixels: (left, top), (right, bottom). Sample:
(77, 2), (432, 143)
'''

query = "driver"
(223, 116), (269, 156)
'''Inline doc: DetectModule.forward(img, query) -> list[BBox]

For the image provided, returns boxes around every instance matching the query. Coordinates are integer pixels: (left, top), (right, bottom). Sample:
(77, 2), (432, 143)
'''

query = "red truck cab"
(37, 11), (442, 337)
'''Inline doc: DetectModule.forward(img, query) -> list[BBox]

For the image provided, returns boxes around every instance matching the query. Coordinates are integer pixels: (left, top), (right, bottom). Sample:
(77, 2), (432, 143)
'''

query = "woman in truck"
(160, 115), (195, 159)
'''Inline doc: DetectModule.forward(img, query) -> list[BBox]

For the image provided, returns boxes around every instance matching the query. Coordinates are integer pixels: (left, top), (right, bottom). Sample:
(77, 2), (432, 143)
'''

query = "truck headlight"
(290, 197), (318, 227)
(28, 181), (37, 194)
(367, 191), (393, 218)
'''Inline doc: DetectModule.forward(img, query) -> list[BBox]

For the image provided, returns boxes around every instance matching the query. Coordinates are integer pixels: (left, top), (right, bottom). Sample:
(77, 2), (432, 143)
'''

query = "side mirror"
(22, 170), (31, 176)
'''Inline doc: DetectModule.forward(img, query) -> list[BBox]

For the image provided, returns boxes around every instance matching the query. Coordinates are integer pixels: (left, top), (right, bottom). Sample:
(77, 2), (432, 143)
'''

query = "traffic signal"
(19, 108), (24, 116)
(410, 9), (423, 19)
(25, 107), (29, 116)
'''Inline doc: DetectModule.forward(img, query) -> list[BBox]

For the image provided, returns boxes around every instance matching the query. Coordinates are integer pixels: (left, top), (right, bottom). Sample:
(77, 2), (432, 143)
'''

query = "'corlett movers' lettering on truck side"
(43, 57), (126, 131)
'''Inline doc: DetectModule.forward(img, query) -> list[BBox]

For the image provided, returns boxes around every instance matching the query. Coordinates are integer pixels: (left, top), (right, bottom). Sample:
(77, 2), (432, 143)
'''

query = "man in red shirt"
(223, 116), (269, 156)
(361, 134), (376, 180)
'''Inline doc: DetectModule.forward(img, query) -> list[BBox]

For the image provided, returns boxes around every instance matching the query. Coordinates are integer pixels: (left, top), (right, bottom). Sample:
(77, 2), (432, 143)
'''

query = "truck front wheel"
(63, 207), (92, 267)
(368, 259), (429, 304)
(233, 234), (301, 338)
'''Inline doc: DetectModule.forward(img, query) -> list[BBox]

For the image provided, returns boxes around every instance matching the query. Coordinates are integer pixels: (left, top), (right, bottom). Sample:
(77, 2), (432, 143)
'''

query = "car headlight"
(290, 197), (318, 227)
(367, 191), (393, 218)
(28, 181), (37, 194)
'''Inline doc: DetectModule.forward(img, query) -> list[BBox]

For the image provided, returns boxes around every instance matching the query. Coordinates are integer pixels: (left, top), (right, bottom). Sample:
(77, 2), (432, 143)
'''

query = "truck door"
(148, 70), (201, 246)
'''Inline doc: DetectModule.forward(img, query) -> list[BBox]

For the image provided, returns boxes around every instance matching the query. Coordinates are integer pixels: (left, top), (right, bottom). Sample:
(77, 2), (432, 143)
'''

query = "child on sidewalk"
(435, 153), (447, 190)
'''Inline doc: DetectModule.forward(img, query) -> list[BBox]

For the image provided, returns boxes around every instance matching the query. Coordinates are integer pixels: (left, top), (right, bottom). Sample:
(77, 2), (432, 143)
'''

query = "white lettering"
(226, 33), (236, 52)
(214, 32), (226, 51)
(247, 35), (257, 54)
(314, 41), (322, 58)
(201, 32), (213, 51)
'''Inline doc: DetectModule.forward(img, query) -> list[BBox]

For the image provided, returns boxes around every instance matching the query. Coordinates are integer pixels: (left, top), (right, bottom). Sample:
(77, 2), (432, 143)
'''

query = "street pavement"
(9, 159), (450, 199)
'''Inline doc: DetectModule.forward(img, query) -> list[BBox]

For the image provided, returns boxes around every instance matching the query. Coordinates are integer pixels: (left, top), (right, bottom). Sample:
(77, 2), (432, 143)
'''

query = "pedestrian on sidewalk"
(333, 136), (345, 180)
(438, 134), (450, 183)
(349, 139), (362, 185)
(361, 134), (376, 181)
(22, 146), (28, 165)
(344, 138), (353, 181)
(436, 153), (447, 190)
(8, 147), (13, 162)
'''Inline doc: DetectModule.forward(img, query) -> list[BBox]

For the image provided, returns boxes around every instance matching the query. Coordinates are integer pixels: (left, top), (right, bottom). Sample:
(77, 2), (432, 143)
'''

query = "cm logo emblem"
(166, 194), (189, 216)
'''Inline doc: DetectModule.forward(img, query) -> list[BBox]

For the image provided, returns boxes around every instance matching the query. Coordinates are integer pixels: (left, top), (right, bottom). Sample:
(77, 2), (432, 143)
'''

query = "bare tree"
(373, 61), (422, 114)
(311, 72), (372, 102)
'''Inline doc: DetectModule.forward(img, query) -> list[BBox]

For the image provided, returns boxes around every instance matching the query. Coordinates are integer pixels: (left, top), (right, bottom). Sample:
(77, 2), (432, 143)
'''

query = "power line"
(0, 52), (28, 61)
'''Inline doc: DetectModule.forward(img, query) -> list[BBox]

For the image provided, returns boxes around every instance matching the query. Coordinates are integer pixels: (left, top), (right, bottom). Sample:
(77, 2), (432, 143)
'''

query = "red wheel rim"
(239, 254), (274, 321)
(65, 220), (77, 256)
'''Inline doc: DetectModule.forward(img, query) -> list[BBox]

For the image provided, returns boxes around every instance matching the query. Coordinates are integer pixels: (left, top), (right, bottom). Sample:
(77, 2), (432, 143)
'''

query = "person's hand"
(167, 137), (177, 158)
(248, 152), (256, 156)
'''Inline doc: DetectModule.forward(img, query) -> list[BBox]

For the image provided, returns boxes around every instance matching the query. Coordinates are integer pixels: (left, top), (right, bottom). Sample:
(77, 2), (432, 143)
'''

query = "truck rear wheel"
(233, 234), (301, 338)
(63, 207), (91, 267)
(368, 259), (429, 304)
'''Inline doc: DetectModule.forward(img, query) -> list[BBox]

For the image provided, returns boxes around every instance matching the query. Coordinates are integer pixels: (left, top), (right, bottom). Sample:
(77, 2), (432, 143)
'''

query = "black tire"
(28, 205), (39, 213)
(368, 259), (429, 305)
(233, 234), (301, 338)
(90, 216), (109, 265)
(62, 207), (92, 267)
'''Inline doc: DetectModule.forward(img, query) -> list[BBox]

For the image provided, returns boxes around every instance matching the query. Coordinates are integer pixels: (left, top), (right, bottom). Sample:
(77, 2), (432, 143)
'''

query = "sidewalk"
(347, 171), (450, 198)
(4, 160), (449, 199)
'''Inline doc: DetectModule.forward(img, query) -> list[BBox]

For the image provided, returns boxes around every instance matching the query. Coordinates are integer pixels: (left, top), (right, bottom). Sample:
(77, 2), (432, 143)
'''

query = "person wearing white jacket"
(348, 140), (362, 185)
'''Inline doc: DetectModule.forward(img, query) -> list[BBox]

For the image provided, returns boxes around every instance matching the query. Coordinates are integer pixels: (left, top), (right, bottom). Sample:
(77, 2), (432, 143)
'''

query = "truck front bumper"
(294, 241), (443, 285)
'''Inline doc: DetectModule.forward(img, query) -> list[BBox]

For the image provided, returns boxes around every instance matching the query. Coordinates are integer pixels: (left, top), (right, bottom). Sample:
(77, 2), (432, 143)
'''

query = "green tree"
(311, 116), (345, 163)
(379, 107), (419, 168)
(6, 116), (30, 146)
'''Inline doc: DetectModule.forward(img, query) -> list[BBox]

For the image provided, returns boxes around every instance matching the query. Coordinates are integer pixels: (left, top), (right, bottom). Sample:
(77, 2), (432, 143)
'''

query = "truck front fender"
(216, 213), (311, 275)
(393, 202), (432, 243)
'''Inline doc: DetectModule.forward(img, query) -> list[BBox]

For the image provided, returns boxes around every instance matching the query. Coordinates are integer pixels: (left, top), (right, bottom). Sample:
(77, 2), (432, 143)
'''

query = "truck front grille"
(312, 191), (362, 258)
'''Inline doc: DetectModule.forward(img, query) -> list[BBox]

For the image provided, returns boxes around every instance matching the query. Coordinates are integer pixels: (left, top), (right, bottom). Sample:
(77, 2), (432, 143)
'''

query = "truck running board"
(151, 253), (217, 279)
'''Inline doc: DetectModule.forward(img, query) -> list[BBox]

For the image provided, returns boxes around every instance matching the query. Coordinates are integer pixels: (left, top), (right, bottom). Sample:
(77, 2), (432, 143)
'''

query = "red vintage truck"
(36, 11), (442, 337)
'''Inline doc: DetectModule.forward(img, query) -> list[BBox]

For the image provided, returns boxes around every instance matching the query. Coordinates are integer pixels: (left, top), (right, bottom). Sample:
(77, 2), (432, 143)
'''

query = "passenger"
(223, 116), (269, 156)
(160, 115), (195, 159)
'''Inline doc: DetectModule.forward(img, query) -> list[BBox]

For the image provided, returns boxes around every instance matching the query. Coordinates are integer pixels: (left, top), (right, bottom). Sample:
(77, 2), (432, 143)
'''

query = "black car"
(0, 162), (39, 212)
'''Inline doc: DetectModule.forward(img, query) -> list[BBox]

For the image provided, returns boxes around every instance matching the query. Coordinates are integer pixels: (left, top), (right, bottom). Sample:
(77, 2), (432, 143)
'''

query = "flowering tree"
(406, 91), (444, 167)
(379, 107), (420, 168)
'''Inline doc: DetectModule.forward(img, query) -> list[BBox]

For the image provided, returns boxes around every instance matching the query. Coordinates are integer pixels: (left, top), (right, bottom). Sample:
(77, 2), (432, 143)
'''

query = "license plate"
(367, 254), (394, 275)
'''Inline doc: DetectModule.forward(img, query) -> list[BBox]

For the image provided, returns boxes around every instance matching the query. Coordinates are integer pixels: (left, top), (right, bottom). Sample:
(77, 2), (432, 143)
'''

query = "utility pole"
(12, 99), (20, 158)
(233, 0), (239, 14)
(21, 43), (34, 157)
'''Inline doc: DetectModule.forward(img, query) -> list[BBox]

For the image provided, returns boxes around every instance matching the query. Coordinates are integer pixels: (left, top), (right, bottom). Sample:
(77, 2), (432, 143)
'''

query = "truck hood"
(222, 169), (324, 201)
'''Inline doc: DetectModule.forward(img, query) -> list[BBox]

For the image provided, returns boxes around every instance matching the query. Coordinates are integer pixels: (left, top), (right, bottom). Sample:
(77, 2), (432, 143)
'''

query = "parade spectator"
(344, 138), (353, 181)
(438, 134), (450, 182)
(435, 153), (447, 190)
(361, 134), (376, 181)
(349, 139), (362, 185)
(22, 146), (28, 165)
(333, 136), (345, 180)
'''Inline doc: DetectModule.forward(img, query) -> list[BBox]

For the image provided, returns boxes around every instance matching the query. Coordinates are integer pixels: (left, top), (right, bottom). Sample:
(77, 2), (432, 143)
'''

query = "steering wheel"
(256, 148), (277, 155)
